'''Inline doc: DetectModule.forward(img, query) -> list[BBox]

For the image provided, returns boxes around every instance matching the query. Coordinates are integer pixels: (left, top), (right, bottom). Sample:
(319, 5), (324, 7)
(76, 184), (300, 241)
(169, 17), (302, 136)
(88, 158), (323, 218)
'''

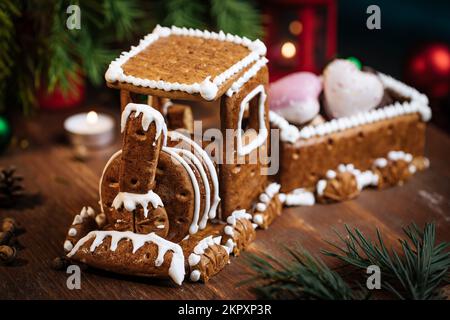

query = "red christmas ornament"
(405, 43), (450, 98)
(37, 74), (85, 110)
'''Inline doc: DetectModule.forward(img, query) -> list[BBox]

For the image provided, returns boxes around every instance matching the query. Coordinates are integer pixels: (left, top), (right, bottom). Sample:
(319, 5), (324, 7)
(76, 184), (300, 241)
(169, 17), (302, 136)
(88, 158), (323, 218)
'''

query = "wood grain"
(0, 106), (449, 300)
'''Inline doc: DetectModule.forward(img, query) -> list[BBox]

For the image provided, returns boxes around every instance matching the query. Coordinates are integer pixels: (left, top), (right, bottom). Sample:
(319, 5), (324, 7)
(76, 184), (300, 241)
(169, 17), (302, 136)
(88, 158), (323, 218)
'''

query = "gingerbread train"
(62, 26), (431, 285)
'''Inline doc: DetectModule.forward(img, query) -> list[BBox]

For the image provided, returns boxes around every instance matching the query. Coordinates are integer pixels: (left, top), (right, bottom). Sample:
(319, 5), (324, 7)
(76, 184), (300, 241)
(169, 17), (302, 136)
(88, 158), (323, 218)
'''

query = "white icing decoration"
(95, 213), (106, 227)
(227, 209), (252, 226)
(105, 25), (266, 101)
(189, 253), (201, 266)
(68, 228), (77, 237)
(254, 183), (281, 213)
(253, 214), (264, 226)
(190, 270), (201, 282)
(326, 170), (336, 179)
(224, 226), (234, 237)
(67, 230), (185, 285)
(168, 131), (220, 219)
(409, 164), (417, 174)
(226, 57), (268, 96)
(174, 149), (211, 230)
(163, 147), (200, 234)
(72, 215), (82, 225)
(64, 240), (73, 252)
(112, 190), (164, 218)
(268, 111), (300, 143)
(80, 207), (89, 218)
(282, 188), (315, 206)
(374, 158), (388, 168)
(387, 151), (413, 162)
(121, 103), (167, 146)
(236, 85), (268, 156)
(316, 180), (327, 196)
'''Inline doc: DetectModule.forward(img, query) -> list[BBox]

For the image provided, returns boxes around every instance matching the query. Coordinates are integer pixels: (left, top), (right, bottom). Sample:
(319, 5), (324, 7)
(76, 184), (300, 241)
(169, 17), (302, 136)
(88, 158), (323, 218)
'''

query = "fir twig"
(243, 246), (366, 300)
(322, 223), (450, 300)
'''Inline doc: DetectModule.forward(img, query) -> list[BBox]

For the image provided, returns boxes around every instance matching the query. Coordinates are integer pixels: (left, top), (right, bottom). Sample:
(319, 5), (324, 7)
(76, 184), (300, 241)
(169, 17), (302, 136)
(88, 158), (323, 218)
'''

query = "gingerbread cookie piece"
(66, 230), (185, 285)
(180, 229), (230, 283)
(372, 151), (415, 188)
(111, 103), (169, 235)
(316, 164), (378, 203)
(252, 183), (283, 229)
(221, 209), (256, 256)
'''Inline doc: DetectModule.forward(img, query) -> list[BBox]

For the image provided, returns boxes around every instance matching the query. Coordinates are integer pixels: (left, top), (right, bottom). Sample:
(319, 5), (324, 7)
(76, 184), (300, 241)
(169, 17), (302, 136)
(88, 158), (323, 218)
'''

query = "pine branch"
(162, 0), (207, 29)
(322, 223), (450, 300)
(243, 246), (366, 300)
(211, 0), (263, 39)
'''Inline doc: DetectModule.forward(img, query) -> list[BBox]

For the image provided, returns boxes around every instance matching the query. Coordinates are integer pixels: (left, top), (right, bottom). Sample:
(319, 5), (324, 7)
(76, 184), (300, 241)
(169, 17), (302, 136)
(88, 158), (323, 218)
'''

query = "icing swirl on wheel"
(168, 131), (220, 219)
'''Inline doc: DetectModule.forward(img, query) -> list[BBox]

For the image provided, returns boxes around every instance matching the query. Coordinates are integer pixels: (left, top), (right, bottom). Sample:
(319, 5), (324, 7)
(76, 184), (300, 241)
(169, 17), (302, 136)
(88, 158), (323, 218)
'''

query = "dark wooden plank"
(0, 107), (449, 299)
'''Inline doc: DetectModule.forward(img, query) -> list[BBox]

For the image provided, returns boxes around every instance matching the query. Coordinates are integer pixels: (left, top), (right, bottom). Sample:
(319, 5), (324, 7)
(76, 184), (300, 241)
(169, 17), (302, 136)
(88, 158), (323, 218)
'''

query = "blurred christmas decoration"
(263, 0), (337, 81)
(405, 42), (450, 99)
(0, 0), (263, 114)
(0, 116), (12, 152)
(0, 166), (24, 208)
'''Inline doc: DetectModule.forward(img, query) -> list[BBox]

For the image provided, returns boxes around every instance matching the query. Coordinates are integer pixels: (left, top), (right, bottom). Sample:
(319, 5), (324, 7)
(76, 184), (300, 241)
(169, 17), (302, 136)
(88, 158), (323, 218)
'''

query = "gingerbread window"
(236, 84), (268, 156)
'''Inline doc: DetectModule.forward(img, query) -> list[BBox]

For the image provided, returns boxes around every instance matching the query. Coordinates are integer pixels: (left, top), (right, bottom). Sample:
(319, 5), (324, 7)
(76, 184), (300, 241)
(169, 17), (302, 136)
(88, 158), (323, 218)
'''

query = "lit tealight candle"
(64, 111), (115, 148)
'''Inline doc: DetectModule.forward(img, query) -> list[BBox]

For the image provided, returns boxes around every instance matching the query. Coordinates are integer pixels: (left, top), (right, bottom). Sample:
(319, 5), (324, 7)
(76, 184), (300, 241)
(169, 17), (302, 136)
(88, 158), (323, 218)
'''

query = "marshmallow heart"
(269, 72), (322, 125)
(324, 59), (384, 118)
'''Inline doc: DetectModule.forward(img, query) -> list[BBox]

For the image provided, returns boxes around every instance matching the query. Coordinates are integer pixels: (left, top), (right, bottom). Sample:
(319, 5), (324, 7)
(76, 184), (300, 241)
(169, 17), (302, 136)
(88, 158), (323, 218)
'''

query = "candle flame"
(86, 111), (98, 124)
(281, 42), (296, 59)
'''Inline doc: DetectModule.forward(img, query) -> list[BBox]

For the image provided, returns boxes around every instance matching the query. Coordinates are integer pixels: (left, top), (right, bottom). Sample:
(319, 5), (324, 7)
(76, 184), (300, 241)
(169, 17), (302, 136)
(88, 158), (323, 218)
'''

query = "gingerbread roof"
(105, 25), (267, 101)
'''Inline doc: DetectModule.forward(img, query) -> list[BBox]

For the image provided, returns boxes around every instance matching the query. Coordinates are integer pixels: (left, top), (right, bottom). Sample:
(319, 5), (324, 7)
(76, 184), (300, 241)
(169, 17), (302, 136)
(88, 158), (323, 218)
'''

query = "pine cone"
(0, 166), (24, 207)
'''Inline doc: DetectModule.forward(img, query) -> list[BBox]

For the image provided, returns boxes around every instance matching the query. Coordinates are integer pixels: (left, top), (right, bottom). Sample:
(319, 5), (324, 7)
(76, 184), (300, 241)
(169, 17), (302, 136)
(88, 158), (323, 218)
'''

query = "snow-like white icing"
(68, 228), (77, 237)
(121, 103), (167, 146)
(162, 146), (200, 234)
(226, 57), (268, 96)
(105, 25), (266, 101)
(174, 148), (210, 230)
(387, 150), (413, 162)
(72, 215), (82, 225)
(64, 240), (73, 252)
(268, 111), (300, 143)
(67, 230), (185, 285)
(224, 225), (234, 236)
(281, 188), (315, 206)
(226, 209), (252, 227)
(95, 213), (106, 227)
(168, 131), (220, 219)
(374, 158), (388, 168)
(270, 73), (431, 143)
(253, 214), (264, 226)
(190, 270), (201, 282)
(237, 85), (268, 156)
(112, 190), (164, 218)
(316, 180), (327, 196)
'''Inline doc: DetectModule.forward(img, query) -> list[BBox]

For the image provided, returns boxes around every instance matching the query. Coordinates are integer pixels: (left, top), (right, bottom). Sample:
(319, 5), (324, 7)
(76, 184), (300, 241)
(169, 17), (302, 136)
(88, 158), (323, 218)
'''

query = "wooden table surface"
(1, 105), (449, 300)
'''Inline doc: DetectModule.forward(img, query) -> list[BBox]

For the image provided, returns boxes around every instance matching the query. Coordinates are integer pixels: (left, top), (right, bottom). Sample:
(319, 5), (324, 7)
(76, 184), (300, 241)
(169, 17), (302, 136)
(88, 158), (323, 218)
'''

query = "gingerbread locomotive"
(63, 25), (431, 285)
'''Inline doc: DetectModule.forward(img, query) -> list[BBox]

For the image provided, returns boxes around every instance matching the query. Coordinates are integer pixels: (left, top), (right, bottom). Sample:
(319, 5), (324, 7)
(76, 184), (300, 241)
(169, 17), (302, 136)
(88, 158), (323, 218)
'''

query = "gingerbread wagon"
(62, 25), (431, 285)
